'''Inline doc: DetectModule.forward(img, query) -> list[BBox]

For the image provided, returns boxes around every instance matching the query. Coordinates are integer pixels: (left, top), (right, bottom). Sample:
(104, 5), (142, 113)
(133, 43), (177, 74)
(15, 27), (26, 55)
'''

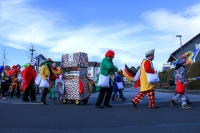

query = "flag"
(123, 64), (135, 82)
(188, 77), (200, 81)
(174, 48), (200, 66)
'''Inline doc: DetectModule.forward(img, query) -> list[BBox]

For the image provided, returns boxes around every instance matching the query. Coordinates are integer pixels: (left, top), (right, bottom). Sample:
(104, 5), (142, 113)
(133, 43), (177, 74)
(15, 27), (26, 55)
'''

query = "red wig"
(105, 50), (115, 57)
(120, 69), (123, 74)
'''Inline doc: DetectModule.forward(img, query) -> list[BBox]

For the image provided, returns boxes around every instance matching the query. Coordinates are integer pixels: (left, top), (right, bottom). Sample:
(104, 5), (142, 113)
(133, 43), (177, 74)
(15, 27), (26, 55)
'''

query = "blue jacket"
(113, 75), (123, 91)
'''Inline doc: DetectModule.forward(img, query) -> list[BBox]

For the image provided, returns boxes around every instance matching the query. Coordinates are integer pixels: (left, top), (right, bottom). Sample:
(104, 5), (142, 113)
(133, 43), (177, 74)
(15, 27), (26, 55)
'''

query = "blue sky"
(1, 0), (200, 71)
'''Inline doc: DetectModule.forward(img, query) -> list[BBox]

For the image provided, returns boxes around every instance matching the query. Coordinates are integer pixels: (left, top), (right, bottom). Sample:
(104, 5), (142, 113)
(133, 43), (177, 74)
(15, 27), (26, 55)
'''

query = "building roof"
(88, 61), (100, 67)
(167, 33), (200, 63)
(34, 54), (47, 60)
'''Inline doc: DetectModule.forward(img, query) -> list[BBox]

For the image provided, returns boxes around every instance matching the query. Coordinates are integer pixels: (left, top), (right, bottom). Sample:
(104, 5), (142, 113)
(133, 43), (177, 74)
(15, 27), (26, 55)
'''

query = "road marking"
(13, 102), (40, 104)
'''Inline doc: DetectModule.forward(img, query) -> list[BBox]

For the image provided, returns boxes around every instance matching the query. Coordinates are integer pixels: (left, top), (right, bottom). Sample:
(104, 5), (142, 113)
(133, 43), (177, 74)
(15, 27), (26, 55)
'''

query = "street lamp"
(176, 35), (182, 53)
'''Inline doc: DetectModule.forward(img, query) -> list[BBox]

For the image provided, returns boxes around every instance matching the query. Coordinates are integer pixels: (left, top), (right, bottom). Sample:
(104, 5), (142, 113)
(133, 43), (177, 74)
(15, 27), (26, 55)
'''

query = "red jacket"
(22, 65), (36, 91)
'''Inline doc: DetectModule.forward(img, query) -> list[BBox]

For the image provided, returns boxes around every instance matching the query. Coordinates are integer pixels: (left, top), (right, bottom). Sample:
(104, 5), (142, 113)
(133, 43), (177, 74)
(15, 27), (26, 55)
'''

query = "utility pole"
(176, 35), (182, 53)
(29, 43), (36, 61)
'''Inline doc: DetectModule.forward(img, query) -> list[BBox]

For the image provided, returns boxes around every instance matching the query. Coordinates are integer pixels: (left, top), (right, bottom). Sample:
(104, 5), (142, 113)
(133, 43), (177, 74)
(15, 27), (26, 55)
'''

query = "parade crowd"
(0, 49), (192, 109)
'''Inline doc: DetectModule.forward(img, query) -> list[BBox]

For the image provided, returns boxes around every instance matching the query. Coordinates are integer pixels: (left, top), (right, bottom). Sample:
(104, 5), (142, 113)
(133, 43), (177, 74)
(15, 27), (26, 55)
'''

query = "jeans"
(112, 89), (125, 100)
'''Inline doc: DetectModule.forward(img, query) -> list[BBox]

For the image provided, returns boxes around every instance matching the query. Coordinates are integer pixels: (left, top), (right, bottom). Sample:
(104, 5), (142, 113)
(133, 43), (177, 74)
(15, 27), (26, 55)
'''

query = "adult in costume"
(95, 50), (118, 108)
(40, 58), (53, 104)
(49, 62), (61, 100)
(22, 60), (37, 102)
(132, 49), (159, 108)
(169, 57), (191, 109)
(16, 64), (22, 98)
(1, 65), (11, 100)
(10, 65), (18, 98)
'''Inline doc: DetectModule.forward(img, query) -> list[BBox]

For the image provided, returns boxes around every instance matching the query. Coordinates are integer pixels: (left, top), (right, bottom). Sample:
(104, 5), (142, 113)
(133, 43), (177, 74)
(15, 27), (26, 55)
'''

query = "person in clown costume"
(22, 60), (37, 102)
(132, 49), (159, 108)
(40, 58), (54, 104)
(16, 64), (22, 98)
(10, 65), (18, 98)
(95, 50), (118, 108)
(49, 62), (62, 100)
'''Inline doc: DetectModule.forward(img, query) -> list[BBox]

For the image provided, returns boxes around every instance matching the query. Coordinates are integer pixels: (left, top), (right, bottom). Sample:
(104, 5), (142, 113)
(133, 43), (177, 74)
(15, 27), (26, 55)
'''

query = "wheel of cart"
(81, 98), (88, 105)
(62, 99), (68, 104)
(75, 100), (81, 105)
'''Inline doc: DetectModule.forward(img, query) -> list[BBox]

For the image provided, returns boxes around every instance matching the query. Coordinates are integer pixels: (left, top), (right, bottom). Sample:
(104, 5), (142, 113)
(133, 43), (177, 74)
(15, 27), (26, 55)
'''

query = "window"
(195, 43), (200, 49)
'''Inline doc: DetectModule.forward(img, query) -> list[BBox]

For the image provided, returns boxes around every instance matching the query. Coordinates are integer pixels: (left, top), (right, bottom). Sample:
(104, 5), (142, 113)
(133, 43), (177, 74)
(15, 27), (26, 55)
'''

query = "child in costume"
(53, 80), (64, 99)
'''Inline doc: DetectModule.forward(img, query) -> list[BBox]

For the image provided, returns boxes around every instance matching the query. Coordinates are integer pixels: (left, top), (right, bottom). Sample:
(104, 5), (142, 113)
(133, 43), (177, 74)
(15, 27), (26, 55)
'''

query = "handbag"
(17, 74), (22, 82)
(97, 74), (110, 88)
(35, 73), (42, 85)
(39, 77), (50, 88)
(176, 81), (186, 94)
(146, 73), (160, 84)
(117, 82), (124, 89)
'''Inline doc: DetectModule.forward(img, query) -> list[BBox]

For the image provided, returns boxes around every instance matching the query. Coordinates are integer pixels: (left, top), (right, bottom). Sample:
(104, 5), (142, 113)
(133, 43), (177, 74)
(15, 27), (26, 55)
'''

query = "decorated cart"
(60, 52), (92, 105)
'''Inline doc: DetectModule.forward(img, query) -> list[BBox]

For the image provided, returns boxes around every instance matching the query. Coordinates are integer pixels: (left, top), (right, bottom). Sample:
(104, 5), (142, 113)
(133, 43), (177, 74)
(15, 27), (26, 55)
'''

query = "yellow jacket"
(40, 65), (50, 80)
(140, 60), (155, 91)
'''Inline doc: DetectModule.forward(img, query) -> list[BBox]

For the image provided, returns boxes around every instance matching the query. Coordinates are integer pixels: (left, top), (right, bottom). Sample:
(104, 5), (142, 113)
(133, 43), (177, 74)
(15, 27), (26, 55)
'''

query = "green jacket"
(100, 57), (118, 76)
(1, 71), (9, 82)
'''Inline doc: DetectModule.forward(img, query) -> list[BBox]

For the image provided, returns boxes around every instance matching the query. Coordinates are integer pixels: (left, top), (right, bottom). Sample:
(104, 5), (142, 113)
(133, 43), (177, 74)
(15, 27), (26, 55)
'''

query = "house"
(34, 54), (61, 73)
(34, 54), (46, 73)
(162, 63), (170, 72)
(87, 61), (100, 81)
(167, 33), (200, 67)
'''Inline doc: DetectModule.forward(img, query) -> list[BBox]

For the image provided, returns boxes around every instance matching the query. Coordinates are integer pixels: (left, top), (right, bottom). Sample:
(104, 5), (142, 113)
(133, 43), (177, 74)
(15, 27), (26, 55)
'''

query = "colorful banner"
(173, 48), (200, 66)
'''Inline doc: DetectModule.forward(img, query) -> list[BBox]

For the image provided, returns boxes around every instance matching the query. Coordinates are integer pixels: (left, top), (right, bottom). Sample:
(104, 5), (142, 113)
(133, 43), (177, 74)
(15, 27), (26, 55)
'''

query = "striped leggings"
(132, 89), (156, 108)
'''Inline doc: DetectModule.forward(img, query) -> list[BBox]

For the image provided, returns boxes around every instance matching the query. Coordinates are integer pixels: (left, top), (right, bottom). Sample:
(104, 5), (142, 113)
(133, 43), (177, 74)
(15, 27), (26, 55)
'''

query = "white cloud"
(142, 4), (200, 42)
(1, 0), (200, 71)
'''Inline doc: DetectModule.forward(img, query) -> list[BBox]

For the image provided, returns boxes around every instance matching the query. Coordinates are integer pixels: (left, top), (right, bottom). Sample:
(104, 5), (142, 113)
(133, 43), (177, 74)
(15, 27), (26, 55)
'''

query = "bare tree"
(0, 47), (10, 66)
(26, 43), (37, 61)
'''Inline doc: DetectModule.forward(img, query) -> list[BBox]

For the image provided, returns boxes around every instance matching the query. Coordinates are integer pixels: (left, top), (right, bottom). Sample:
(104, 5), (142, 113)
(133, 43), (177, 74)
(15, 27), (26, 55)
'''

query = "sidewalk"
(155, 88), (200, 94)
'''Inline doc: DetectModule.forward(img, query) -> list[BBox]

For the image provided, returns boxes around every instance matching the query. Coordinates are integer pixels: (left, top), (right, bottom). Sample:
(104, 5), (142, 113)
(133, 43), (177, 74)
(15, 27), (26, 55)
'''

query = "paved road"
(1, 87), (200, 133)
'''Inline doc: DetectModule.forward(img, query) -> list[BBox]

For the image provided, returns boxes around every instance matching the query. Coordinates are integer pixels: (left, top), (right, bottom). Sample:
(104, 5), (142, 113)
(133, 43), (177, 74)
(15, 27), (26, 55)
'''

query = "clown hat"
(145, 49), (155, 57)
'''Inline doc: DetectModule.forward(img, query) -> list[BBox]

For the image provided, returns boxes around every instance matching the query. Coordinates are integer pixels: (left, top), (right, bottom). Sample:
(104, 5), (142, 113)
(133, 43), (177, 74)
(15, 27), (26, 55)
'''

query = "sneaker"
(31, 100), (37, 103)
(2, 97), (6, 100)
(122, 98), (127, 101)
(132, 100), (137, 108)
(22, 99), (30, 102)
(182, 106), (191, 109)
(40, 102), (46, 105)
(103, 104), (113, 108)
(96, 105), (105, 108)
(53, 97), (57, 100)
(169, 99), (175, 107)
